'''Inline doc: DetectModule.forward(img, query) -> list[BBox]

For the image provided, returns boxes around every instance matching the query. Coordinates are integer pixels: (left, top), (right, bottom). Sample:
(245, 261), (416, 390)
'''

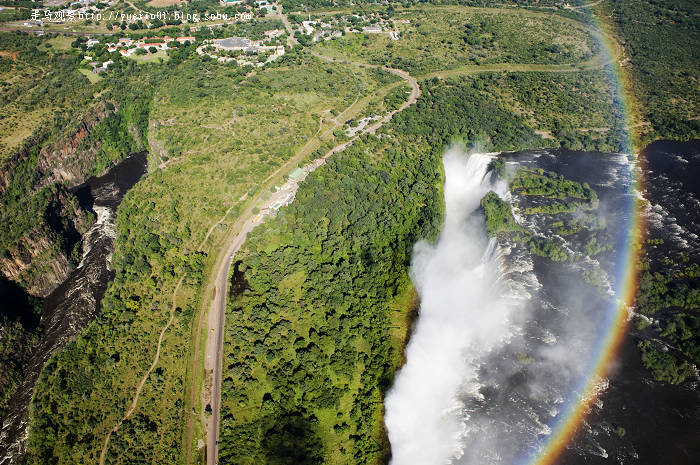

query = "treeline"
(603, 0), (700, 145)
(635, 260), (699, 384)
(219, 129), (443, 465)
(392, 77), (543, 151)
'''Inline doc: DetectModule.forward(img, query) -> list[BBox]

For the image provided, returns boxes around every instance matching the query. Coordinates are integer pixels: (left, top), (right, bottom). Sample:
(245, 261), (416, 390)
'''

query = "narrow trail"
(98, 277), (184, 465)
(201, 45), (420, 465)
(106, 4), (621, 464)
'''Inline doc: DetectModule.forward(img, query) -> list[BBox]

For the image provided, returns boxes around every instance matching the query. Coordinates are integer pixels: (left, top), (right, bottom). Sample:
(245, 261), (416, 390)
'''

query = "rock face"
(0, 190), (95, 297)
(0, 102), (117, 297)
(0, 152), (148, 464)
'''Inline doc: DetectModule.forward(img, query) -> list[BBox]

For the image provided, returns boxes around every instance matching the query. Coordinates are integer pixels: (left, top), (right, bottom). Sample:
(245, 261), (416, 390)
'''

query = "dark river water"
(0, 152), (147, 464)
(560, 140), (700, 465)
(388, 142), (699, 465)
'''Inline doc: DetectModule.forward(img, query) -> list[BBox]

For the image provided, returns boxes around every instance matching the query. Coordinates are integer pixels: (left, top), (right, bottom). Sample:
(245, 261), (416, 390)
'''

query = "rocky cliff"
(0, 101), (117, 297)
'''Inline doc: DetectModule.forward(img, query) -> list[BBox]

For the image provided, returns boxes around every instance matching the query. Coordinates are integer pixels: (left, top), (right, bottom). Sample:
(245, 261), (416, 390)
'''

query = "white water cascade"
(384, 147), (527, 465)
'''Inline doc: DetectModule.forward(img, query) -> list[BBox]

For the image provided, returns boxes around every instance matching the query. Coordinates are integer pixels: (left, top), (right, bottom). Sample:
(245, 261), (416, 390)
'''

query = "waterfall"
(384, 147), (525, 465)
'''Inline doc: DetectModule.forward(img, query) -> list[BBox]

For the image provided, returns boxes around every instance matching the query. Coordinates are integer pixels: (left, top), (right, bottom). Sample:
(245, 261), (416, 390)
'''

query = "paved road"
(204, 215), (261, 465)
(203, 48), (420, 465)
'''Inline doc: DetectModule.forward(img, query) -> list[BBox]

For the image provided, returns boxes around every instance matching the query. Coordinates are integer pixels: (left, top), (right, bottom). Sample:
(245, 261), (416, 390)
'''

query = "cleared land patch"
(311, 6), (599, 74)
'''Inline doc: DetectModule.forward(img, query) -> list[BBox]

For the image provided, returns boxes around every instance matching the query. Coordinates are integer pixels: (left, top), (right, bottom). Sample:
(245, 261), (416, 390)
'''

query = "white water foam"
(384, 147), (530, 465)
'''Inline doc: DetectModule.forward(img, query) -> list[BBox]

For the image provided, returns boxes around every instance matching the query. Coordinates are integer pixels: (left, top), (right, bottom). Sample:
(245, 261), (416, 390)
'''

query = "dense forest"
(602, 0), (700, 145)
(216, 73), (612, 462)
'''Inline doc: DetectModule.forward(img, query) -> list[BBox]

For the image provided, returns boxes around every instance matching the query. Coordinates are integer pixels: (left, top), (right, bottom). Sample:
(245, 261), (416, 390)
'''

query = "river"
(0, 152), (148, 465)
(386, 142), (699, 464)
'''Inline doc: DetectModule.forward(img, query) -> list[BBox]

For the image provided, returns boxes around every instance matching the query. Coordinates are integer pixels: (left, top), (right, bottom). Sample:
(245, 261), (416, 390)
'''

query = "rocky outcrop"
(0, 102), (115, 196)
(0, 101), (118, 297)
(36, 102), (115, 190)
(0, 189), (94, 297)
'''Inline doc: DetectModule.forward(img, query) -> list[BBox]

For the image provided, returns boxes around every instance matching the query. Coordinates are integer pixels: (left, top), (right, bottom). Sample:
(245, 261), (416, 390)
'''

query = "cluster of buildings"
(196, 35), (285, 67)
(83, 57), (113, 74)
(299, 14), (399, 42)
(104, 36), (195, 57)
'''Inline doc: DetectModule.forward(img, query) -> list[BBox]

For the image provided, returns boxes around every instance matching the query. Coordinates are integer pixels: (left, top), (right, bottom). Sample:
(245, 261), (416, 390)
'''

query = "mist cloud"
(384, 147), (525, 465)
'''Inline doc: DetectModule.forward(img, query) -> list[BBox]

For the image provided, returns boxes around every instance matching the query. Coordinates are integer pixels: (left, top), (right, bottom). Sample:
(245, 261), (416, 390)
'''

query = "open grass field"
(311, 6), (599, 75)
(128, 49), (170, 64)
(78, 67), (102, 83)
(40, 35), (74, 51)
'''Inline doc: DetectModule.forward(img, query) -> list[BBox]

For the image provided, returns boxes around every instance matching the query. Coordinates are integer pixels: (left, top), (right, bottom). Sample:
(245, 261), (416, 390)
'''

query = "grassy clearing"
(127, 49), (170, 64)
(78, 67), (102, 83)
(312, 6), (599, 74)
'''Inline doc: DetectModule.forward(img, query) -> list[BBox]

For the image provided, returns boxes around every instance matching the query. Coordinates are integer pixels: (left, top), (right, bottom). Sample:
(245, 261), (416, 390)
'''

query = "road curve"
(203, 50), (420, 465)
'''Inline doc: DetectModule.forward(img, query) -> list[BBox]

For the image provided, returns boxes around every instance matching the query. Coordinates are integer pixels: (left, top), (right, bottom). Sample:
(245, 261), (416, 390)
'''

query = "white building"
(302, 20), (316, 35)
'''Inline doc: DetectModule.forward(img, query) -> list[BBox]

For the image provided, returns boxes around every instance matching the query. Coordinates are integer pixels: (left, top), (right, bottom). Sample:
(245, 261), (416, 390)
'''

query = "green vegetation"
(486, 71), (627, 152)
(512, 168), (597, 202)
(312, 6), (598, 75)
(601, 0), (700, 145)
(487, 156), (506, 178)
(638, 340), (695, 385)
(480, 191), (523, 237)
(220, 134), (442, 465)
(0, 278), (42, 418)
(392, 77), (543, 150)
(636, 265), (700, 316)
(26, 51), (398, 465)
(528, 237), (571, 262)
(482, 164), (609, 281)
(512, 168), (598, 216)
(635, 251), (699, 384)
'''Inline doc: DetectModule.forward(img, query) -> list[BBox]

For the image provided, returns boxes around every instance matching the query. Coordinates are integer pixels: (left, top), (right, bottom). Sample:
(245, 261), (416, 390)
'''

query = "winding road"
(201, 43), (420, 465)
(94, 3), (623, 464)
(197, 5), (620, 464)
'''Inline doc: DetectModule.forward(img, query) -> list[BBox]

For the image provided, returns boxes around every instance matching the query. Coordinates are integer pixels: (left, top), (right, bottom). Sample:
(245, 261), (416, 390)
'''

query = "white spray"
(384, 147), (524, 465)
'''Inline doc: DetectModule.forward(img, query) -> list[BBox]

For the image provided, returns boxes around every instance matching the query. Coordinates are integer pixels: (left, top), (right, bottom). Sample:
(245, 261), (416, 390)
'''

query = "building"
(302, 20), (316, 35)
(92, 60), (113, 74)
(176, 36), (195, 44)
(219, 0), (243, 5)
(363, 25), (383, 33)
(86, 38), (100, 48)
